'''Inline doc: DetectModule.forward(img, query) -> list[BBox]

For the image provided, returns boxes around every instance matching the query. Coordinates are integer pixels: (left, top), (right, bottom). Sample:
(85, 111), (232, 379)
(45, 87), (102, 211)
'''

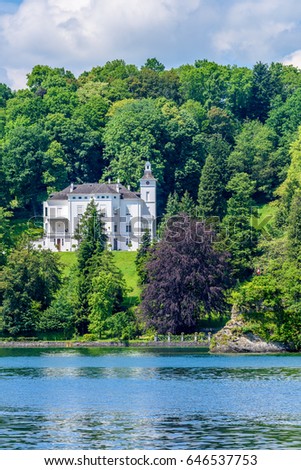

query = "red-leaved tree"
(141, 215), (231, 334)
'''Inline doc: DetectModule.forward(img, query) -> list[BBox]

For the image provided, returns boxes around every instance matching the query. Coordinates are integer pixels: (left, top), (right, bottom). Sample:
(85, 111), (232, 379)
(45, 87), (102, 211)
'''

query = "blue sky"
(1, 0), (301, 89)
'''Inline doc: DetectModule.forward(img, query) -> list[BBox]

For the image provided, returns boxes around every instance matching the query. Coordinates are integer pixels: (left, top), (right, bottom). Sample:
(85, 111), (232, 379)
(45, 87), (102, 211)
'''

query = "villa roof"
(48, 183), (140, 200)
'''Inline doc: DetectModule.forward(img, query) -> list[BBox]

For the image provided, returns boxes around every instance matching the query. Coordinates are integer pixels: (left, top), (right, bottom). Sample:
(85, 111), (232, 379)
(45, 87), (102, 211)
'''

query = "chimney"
(70, 183), (74, 193)
(127, 185), (131, 191)
(108, 178), (111, 184)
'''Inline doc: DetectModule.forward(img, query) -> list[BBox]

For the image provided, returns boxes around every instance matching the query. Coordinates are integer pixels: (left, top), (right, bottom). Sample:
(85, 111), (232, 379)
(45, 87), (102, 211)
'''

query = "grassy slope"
(57, 250), (141, 303)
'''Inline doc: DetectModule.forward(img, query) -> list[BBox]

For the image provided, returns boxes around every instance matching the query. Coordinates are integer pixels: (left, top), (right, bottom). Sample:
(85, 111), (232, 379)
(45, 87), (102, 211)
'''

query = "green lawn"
(112, 251), (141, 299)
(56, 251), (77, 276)
(57, 250), (141, 303)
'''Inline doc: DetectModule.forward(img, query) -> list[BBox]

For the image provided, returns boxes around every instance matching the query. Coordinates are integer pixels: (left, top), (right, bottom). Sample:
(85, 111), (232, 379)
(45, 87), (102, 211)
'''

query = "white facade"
(36, 162), (156, 252)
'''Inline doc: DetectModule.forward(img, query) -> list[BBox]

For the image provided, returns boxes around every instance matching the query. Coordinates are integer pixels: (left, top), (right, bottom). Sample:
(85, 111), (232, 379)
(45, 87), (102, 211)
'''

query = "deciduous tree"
(141, 215), (231, 333)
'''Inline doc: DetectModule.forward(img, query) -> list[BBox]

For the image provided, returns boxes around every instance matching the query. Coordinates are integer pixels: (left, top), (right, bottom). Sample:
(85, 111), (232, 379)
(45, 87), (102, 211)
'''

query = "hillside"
(1, 59), (301, 347)
(58, 250), (140, 303)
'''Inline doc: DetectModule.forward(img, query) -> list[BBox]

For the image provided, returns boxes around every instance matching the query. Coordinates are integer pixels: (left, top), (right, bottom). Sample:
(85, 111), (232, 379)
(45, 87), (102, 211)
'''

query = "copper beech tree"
(141, 215), (232, 334)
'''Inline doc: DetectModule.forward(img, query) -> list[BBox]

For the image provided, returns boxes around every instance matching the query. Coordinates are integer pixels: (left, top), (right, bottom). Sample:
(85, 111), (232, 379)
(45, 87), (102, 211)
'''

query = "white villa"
(36, 162), (156, 252)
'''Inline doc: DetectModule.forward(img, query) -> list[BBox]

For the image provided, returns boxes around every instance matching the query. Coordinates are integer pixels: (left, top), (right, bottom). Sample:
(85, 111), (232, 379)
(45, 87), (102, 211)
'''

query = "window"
(126, 224), (131, 233)
(57, 208), (62, 217)
(45, 207), (48, 217)
(114, 225), (117, 233)
(146, 191), (150, 202)
(77, 206), (83, 215)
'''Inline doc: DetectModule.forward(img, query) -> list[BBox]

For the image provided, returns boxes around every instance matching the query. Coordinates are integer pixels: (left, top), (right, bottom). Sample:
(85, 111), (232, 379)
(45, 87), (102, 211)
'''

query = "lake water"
(0, 348), (301, 450)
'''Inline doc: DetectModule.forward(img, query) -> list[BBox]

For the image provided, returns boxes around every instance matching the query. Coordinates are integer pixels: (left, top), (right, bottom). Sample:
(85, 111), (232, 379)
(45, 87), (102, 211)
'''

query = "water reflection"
(0, 407), (301, 450)
(0, 366), (301, 381)
(0, 349), (301, 449)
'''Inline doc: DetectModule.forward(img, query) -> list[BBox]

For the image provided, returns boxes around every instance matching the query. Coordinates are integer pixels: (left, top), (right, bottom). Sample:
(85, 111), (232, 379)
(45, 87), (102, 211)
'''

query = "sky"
(1, 0), (301, 89)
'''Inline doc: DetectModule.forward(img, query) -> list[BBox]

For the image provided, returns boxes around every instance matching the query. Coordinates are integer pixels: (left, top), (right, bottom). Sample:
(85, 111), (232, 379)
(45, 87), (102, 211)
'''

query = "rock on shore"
(210, 306), (288, 353)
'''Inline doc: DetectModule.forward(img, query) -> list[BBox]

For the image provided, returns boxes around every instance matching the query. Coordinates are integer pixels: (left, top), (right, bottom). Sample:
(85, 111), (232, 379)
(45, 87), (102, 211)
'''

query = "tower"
(140, 161), (157, 238)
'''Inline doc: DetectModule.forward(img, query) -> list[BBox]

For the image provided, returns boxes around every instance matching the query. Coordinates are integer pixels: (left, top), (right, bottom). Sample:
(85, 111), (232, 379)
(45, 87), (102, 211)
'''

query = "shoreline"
(0, 340), (210, 349)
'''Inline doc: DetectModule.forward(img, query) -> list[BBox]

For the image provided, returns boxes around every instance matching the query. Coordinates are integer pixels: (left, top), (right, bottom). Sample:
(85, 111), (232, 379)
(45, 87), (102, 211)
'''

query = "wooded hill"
(1, 59), (301, 348)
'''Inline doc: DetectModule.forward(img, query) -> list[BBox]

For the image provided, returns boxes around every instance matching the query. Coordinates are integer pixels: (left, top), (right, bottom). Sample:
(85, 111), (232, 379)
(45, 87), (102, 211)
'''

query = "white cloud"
(0, 0), (215, 88)
(213, 0), (296, 63)
(2, 0), (301, 89)
(283, 50), (301, 69)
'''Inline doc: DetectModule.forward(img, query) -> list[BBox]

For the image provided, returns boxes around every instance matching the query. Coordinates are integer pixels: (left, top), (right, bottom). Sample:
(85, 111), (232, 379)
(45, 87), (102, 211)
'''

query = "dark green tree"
(1, 245), (61, 336)
(103, 98), (167, 189)
(142, 58), (165, 72)
(135, 229), (152, 284)
(74, 199), (107, 334)
(38, 268), (78, 338)
(248, 62), (280, 122)
(0, 207), (13, 266)
(88, 251), (127, 338)
(227, 120), (278, 198)
(198, 154), (226, 219)
(221, 173), (258, 280)
(287, 189), (301, 260)
(2, 123), (51, 212)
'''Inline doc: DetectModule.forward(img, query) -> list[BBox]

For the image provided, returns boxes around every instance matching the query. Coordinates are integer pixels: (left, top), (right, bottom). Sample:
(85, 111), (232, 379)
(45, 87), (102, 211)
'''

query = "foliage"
(141, 215), (231, 334)
(1, 245), (61, 336)
(74, 199), (108, 334)
(86, 251), (127, 338)
(227, 120), (278, 198)
(39, 268), (78, 338)
(3, 59), (301, 346)
(221, 173), (259, 279)
(232, 252), (301, 349)
(198, 154), (226, 219)
(88, 266), (127, 337)
(0, 207), (13, 265)
(104, 309), (139, 341)
(75, 199), (107, 270)
(135, 229), (152, 284)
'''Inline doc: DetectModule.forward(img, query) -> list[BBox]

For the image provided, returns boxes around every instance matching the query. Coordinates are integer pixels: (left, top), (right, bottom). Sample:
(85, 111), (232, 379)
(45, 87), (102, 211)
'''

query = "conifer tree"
(179, 190), (195, 216)
(159, 192), (180, 235)
(75, 199), (108, 335)
(198, 154), (226, 219)
(135, 229), (152, 284)
(222, 173), (258, 280)
(75, 198), (107, 271)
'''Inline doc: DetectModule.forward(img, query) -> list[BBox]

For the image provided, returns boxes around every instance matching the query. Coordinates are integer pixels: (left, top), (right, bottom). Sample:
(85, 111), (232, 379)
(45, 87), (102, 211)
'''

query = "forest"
(1, 58), (301, 349)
